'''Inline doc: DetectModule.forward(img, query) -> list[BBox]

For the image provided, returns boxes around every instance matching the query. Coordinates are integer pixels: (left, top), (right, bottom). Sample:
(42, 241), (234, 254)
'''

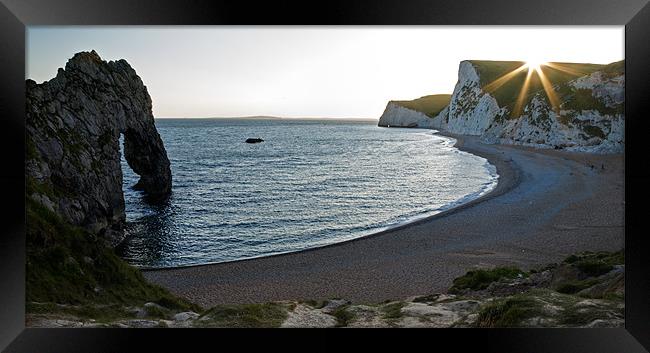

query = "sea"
(116, 118), (498, 268)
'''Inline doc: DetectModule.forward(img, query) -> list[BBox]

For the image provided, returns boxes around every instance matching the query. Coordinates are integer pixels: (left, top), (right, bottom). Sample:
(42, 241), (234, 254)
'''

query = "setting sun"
(526, 59), (545, 71)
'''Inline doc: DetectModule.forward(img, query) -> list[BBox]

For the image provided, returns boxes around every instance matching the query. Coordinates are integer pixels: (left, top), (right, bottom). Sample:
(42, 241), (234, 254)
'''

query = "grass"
(25, 195), (200, 313)
(474, 295), (542, 328)
(392, 94), (451, 118)
(196, 303), (288, 328)
(381, 302), (406, 320)
(602, 60), (625, 77)
(331, 305), (355, 327)
(26, 302), (136, 323)
(563, 250), (624, 277)
(555, 279), (601, 294)
(558, 87), (623, 118)
(448, 266), (526, 294)
(551, 251), (624, 295)
(470, 60), (527, 88)
(559, 300), (623, 326)
(475, 286), (624, 328)
(582, 125), (606, 139)
(468, 60), (606, 118)
(143, 303), (172, 319)
(26, 301), (174, 323)
(303, 300), (328, 309)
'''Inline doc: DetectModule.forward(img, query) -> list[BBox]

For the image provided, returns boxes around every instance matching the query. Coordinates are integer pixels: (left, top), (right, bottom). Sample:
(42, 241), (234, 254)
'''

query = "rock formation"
(26, 50), (171, 245)
(431, 61), (504, 134)
(381, 60), (624, 153)
(378, 101), (437, 128)
(431, 60), (625, 153)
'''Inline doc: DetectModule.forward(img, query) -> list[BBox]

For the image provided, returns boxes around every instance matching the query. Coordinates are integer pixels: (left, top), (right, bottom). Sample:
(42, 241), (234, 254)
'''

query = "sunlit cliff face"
(482, 57), (600, 118)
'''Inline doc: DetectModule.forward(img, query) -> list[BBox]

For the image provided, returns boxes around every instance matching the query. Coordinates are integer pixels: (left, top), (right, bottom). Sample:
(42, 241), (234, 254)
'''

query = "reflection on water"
(116, 195), (175, 265)
(117, 118), (498, 268)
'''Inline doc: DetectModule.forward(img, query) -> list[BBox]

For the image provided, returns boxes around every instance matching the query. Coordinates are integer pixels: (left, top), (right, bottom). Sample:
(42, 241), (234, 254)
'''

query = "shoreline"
(139, 131), (514, 271)
(144, 132), (624, 307)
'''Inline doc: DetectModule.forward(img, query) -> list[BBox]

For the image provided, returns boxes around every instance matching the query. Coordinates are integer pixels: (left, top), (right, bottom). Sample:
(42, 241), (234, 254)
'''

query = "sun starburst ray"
(536, 66), (562, 113)
(544, 62), (589, 77)
(482, 64), (528, 93)
(511, 68), (535, 118)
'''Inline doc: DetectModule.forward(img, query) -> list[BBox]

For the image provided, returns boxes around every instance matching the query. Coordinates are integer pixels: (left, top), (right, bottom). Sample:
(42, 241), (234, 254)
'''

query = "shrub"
(449, 267), (526, 293)
(475, 296), (541, 328)
(197, 303), (288, 328)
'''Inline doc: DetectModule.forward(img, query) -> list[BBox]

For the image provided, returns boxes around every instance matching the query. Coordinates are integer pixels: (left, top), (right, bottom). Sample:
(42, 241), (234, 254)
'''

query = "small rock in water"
(245, 138), (264, 144)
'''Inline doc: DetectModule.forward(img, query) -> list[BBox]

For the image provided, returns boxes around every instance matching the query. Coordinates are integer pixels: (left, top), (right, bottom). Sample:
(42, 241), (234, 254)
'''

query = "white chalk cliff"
(382, 60), (624, 153)
(378, 101), (437, 128)
(433, 61), (506, 135)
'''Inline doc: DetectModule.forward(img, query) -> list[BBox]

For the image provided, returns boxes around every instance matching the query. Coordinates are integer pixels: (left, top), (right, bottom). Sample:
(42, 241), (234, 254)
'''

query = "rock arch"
(26, 50), (172, 245)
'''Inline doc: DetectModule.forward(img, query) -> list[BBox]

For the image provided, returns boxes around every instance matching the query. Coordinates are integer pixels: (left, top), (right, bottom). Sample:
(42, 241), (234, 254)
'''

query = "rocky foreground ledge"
(27, 250), (624, 328)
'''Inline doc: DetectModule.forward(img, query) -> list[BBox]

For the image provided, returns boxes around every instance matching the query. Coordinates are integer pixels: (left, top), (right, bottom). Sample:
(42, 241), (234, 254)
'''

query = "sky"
(27, 26), (624, 119)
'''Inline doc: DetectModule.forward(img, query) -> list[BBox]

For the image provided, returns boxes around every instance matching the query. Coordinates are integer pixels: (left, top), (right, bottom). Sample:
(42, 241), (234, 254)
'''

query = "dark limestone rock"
(245, 138), (264, 143)
(26, 50), (172, 246)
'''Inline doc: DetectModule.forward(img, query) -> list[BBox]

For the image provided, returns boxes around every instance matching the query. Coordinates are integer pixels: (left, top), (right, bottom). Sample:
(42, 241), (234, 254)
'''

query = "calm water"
(116, 118), (498, 268)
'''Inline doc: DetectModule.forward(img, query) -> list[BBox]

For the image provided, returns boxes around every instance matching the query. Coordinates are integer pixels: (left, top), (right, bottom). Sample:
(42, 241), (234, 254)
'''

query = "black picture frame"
(1, 0), (649, 352)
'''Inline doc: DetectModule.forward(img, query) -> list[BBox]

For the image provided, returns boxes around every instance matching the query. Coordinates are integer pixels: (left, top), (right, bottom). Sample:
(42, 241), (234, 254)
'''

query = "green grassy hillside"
(392, 94), (452, 118)
(601, 60), (625, 77)
(469, 60), (606, 117)
(26, 177), (199, 312)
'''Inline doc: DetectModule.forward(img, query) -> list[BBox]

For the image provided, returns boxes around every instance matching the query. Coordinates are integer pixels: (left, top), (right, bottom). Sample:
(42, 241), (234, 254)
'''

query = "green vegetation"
(196, 303), (288, 328)
(25, 195), (200, 313)
(26, 301), (176, 323)
(331, 305), (355, 327)
(475, 294), (542, 328)
(448, 266), (526, 293)
(381, 302), (406, 319)
(563, 250), (624, 277)
(555, 278), (601, 294)
(557, 86), (623, 119)
(25, 247), (624, 327)
(602, 60), (625, 77)
(471, 60), (527, 88)
(475, 286), (623, 328)
(26, 302), (138, 323)
(550, 250), (624, 297)
(582, 125), (606, 139)
(26, 178), (57, 201)
(392, 94), (451, 118)
(559, 300), (623, 326)
(469, 60), (605, 118)
(303, 299), (328, 309)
